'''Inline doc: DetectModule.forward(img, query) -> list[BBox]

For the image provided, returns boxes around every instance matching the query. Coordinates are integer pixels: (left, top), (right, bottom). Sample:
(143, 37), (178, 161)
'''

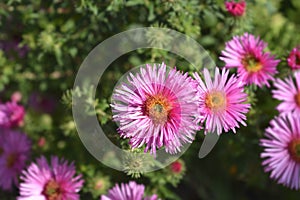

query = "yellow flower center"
(145, 95), (172, 125)
(6, 153), (17, 168)
(295, 92), (300, 107)
(43, 180), (62, 200)
(288, 139), (300, 163)
(242, 55), (262, 73)
(205, 91), (227, 112)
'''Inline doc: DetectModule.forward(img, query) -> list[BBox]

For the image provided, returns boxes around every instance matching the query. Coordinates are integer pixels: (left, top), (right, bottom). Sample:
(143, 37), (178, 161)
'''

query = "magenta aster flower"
(111, 63), (200, 155)
(18, 156), (84, 200)
(220, 33), (280, 87)
(0, 100), (25, 128)
(260, 113), (300, 190)
(287, 46), (300, 70)
(0, 129), (31, 190)
(101, 181), (157, 200)
(193, 67), (250, 134)
(225, 0), (246, 17)
(272, 71), (300, 114)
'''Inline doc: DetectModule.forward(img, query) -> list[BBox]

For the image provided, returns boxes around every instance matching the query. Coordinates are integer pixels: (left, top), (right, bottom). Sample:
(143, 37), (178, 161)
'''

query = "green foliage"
(122, 150), (156, 179)
(62, 86), (111, 125)
(146, 159), (186, 187)
(81, 164), (112, 199)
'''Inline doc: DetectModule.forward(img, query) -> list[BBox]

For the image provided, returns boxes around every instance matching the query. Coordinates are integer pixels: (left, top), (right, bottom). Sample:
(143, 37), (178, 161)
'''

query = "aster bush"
(1, 0), (300, 199)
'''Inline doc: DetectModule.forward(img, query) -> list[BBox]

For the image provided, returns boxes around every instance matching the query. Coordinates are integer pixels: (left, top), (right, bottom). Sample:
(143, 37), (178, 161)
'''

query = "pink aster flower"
(287, 46), (300, 70)
(11, 91), (22, 103)
(193, 67), (250, 135)
(260, 113), (300, 190)
(225, 0), (246, 17)
(0, 100), (25, 128)
(101, 181), (157, 200)
(272, 71), (300, 114)
(0, 129), (31, 190)
(18, 156), (84, 200)
(111, 63), (200, 155)
(220, 33), (280, 87)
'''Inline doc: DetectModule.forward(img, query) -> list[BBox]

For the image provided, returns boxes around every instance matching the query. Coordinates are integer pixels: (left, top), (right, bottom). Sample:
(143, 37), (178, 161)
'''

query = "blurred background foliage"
(0, 0), (300, 199)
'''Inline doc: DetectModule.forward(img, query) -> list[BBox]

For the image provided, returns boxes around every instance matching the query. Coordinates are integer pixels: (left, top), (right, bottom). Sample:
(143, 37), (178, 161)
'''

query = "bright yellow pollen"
(205, 91), (226, 112)
(295, 92), (300, 107)
(145, 95), (171, 125)
(242, 55), (262, 73)
(288, 139), (300, 163)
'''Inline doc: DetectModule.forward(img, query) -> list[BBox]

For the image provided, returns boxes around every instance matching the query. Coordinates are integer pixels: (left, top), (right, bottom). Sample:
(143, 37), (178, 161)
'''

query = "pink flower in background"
(225, 1), (246, 17)
(18, 156), (84, 200)
(260, 113), (300, 190)
(287, 46), (300, 70)
(11, 91), (22, 103)
(111, 63), (200, 155)
(220, 33), (280, 87)
(272, 71), (300, 114)
(38, 137), (46, 148)
(193, 68), (250, 134)
(0, 129), (31, 190)
(0, 100), (25, 128)
(170, 160), (183, 174)
(101, 181), (157, 200)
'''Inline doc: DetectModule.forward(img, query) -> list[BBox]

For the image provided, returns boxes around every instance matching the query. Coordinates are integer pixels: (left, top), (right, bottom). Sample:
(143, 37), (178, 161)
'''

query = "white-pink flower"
(260, 113), (300, 190)
(220, 33), (280, 87)
(101, 181), (157, 200)
(18, 156), (84, 200)
(272, 71), (300, 115)
(111, 63), (201, 155)
(193, 67), (250, 134)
